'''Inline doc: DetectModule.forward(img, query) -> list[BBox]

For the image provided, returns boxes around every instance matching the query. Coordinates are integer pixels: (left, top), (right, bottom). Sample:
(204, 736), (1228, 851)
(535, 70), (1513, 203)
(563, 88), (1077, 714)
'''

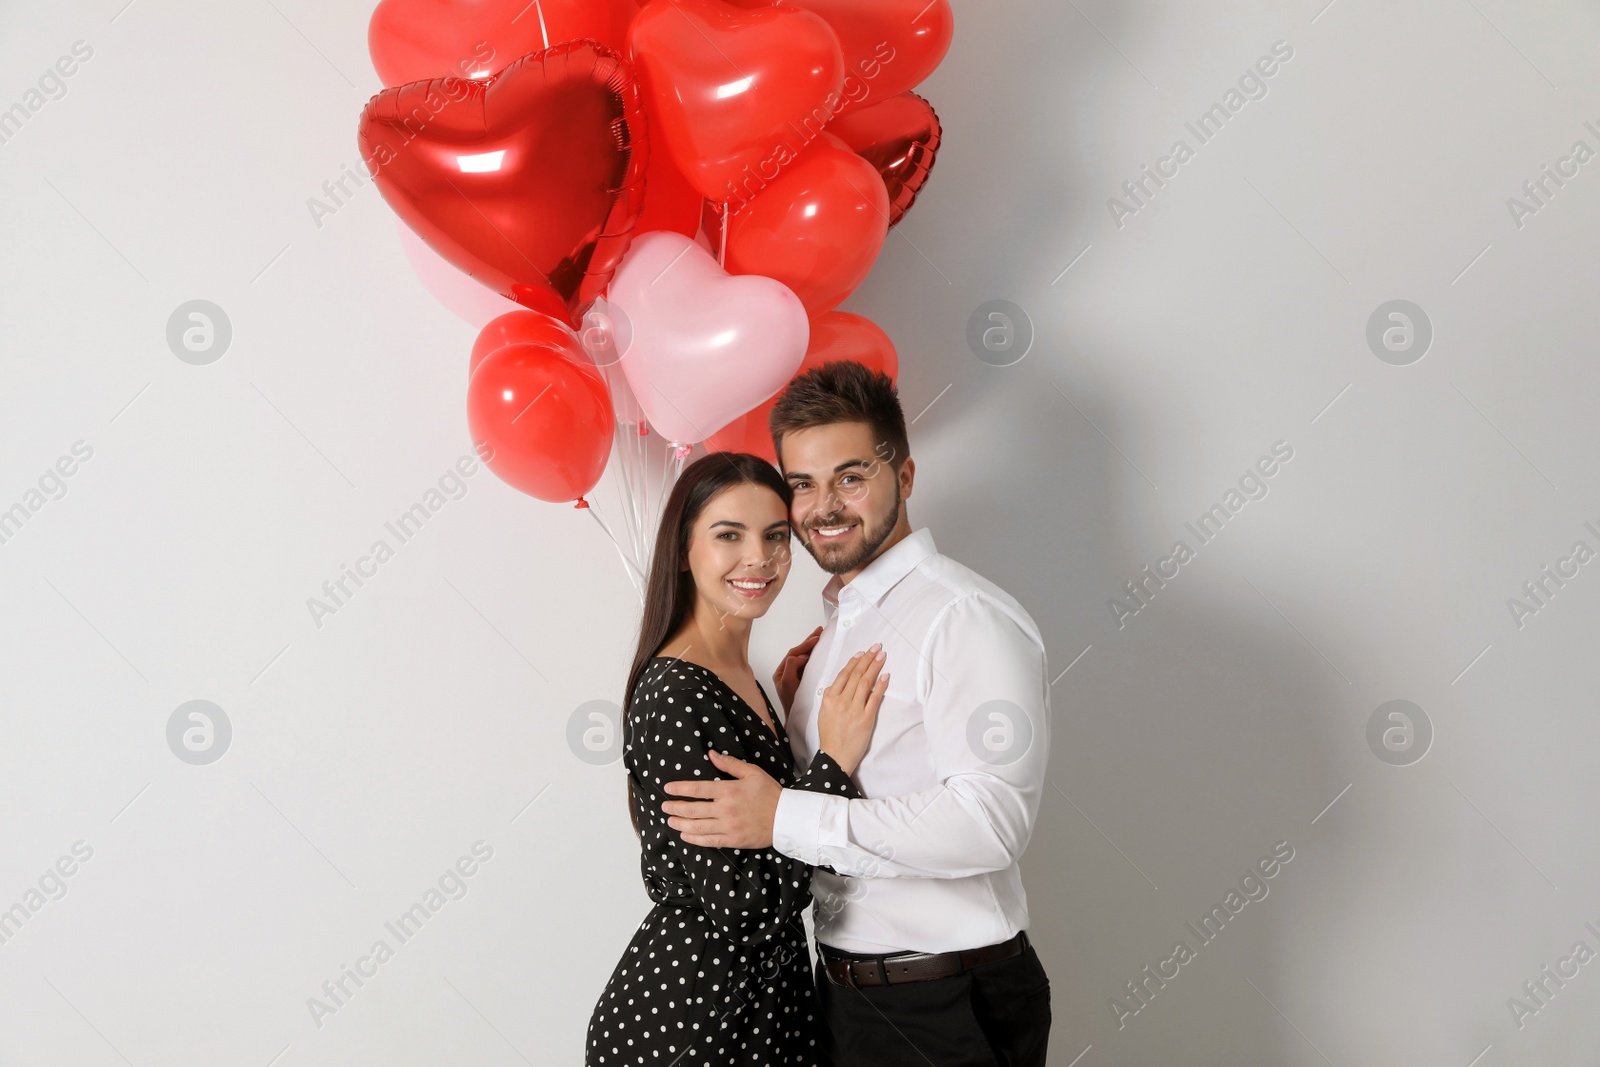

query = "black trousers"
(814, 938), (1052, 1067)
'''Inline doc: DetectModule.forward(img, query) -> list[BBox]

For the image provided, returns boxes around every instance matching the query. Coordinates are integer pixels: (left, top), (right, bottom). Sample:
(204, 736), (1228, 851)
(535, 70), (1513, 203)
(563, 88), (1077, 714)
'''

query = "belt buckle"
(834, 957), (887, 988)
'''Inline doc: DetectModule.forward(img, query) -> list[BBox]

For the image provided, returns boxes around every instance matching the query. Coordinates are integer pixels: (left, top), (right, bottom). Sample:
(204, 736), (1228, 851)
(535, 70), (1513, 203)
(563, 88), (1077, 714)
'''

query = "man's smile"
(810, 520), (859, 542)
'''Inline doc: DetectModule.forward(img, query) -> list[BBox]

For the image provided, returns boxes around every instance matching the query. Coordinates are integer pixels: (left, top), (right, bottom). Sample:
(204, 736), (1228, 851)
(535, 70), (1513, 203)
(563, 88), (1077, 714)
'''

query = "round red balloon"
(470, 310), (581, 376)
(468, 340), (614, 504)
(707, 312), (899, 462)
(722, 134), (889, 315)
(368, 0), (640, 87)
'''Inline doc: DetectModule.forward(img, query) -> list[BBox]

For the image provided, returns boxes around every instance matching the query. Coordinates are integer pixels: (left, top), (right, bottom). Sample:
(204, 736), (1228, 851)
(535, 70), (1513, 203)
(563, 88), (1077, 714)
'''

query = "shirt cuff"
(773, 782), (848, 866)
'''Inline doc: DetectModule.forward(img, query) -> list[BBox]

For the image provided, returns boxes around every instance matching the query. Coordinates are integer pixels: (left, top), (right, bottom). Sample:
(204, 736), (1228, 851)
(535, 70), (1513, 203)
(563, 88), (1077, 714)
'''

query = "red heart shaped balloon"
(367, 0), (639, 87)
(358, 40), (648, 326)
(728, 0), (952, 117)
(628, 0), (845, 204)
(825, 92), (940, 227)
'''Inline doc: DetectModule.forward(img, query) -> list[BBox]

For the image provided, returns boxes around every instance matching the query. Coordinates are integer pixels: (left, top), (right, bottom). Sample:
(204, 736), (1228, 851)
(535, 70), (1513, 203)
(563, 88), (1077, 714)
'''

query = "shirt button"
(816, 686), (824, 696)
(842, 619), (852, 628)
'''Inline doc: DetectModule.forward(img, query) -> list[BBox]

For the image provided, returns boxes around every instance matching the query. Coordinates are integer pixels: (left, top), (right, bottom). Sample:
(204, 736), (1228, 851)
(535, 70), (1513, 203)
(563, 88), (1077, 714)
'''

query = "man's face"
(779, 421), (910, 576)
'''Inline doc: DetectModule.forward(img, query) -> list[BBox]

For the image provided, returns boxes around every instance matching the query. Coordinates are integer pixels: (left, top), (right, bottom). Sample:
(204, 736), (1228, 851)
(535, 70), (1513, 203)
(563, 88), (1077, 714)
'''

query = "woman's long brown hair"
(623, 451), (793, 833)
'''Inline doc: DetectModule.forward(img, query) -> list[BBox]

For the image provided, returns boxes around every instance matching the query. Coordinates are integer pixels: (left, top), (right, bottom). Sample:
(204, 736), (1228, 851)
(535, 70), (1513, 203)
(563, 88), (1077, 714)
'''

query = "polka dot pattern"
(585, 658), (861, 1066)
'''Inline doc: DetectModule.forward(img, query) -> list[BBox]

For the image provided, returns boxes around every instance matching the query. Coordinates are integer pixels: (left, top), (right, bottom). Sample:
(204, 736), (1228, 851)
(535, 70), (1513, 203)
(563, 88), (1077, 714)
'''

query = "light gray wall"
(2, 0), (1598, 1064)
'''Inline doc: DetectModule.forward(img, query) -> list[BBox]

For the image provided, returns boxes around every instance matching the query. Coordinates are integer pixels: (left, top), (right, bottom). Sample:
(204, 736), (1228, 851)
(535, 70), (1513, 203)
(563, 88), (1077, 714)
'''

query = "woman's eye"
(717, 531), (738, 541)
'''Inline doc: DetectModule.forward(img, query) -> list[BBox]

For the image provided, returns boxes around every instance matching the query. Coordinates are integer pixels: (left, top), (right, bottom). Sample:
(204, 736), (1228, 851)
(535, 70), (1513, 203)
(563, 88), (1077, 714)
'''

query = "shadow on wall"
(914, 358), (1340, 1065)
(873, 5), (1345, 1064)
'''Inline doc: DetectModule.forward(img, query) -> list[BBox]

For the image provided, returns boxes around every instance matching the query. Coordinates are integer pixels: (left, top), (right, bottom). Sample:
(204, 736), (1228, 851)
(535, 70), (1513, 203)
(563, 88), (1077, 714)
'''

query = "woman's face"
(682, 482), (793, 621)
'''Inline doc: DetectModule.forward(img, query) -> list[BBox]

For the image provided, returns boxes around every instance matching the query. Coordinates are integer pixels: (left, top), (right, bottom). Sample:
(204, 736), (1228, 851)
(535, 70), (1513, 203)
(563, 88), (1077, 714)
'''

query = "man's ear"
(899, 456), (915, 498)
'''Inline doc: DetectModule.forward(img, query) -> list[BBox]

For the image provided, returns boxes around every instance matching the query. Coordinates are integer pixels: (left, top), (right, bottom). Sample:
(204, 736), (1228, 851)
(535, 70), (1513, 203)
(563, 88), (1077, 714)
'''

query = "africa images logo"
(1106, 40), (1295, 229)
(1108, 841), (1296, 1029)
(1109, 441), (1294, 628)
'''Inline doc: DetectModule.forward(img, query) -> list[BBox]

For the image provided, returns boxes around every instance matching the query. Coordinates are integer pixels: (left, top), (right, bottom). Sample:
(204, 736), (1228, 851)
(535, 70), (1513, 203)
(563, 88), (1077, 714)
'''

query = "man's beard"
(802, 484), (902, 575)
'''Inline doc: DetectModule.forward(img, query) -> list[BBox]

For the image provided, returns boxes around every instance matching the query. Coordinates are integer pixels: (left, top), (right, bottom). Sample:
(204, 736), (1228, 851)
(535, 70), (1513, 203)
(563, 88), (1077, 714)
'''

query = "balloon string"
(637, 427), (651, 556)
(718, 200), (728, 268)
(627, 422), (646, 563)
(534, 0), (550, 51)
(599, 412), (647, 594)
(641, 426), (659, 558)
(613, 418), (642, 564)
(651, 443), (670, 542)
(653, 441), (687, 535)
(588, 496), (645, 598)
(629, 419), (648, 562)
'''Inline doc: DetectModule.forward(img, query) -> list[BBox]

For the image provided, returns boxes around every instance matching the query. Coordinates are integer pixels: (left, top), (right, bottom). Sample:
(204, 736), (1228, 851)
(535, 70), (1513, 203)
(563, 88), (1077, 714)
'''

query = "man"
(661, 361), (1053, 1066)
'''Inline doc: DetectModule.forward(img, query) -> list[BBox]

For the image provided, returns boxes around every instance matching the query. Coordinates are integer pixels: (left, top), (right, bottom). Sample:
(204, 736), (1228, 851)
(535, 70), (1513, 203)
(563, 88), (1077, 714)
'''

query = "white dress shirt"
(772, 527), (1051, 955)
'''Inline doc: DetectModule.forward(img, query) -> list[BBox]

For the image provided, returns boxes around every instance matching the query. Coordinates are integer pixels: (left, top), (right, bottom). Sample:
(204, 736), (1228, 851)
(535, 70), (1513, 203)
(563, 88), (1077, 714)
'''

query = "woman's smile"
(727, 575), (776, 599)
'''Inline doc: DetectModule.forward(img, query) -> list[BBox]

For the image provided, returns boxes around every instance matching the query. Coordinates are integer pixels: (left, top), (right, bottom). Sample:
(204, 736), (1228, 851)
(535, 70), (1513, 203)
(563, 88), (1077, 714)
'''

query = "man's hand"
(773, 626), (823, 714)
(662, 750), (780, 848)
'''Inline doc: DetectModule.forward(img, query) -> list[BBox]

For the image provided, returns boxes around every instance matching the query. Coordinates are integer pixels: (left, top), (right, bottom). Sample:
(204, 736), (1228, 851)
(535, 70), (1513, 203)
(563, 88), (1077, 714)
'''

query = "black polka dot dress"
(586, 657), (861, 1066)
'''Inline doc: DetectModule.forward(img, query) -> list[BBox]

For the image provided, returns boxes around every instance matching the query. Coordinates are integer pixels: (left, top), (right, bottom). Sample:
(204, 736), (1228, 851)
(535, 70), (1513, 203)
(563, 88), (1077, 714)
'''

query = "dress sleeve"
(791, 751), (863, 799)
(634, 677), (816, 947)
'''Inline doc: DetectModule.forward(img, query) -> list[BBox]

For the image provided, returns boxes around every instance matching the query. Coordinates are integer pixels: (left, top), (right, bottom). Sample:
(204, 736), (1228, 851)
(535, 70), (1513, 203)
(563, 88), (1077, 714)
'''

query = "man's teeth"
(816, 524), (854, 536)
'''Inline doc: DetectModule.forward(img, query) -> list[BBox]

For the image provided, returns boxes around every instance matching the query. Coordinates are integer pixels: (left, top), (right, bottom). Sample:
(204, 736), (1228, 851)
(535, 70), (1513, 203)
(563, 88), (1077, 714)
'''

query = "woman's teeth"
(729, 578), (771, 594)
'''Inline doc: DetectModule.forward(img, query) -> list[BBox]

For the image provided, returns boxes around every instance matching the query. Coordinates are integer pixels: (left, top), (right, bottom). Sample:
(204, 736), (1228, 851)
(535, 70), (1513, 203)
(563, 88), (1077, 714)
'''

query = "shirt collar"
(822, 527), (937, 613)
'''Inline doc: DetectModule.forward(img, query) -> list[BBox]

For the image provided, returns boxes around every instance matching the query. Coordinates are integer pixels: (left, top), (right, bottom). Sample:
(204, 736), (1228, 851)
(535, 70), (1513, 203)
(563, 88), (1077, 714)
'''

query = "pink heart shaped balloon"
(609, 232), (808, 445)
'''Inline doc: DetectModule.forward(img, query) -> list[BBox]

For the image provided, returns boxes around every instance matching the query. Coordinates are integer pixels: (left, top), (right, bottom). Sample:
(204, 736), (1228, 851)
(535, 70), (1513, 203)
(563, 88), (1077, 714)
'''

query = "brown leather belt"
(820, 931), (1029, 989)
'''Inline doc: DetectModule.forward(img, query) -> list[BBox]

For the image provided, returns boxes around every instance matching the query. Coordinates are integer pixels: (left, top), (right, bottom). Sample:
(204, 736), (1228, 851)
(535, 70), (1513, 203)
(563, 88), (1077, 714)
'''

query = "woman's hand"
(773, 626), (823, 714)
(817, 644), (888, 777)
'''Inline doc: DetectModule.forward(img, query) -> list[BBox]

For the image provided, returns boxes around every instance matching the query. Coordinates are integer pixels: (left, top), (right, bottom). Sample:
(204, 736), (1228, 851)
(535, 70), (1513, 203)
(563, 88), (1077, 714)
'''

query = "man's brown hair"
(768, 360), (909, 469)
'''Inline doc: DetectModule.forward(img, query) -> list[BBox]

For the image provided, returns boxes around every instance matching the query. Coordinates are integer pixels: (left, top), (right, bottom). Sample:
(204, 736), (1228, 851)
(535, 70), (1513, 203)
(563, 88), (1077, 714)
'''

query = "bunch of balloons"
(357, 0), (951, 588)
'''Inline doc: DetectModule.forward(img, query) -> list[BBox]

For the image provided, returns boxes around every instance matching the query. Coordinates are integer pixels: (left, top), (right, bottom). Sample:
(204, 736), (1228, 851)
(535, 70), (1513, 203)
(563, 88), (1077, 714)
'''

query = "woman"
(586, 452), (889, 1067)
